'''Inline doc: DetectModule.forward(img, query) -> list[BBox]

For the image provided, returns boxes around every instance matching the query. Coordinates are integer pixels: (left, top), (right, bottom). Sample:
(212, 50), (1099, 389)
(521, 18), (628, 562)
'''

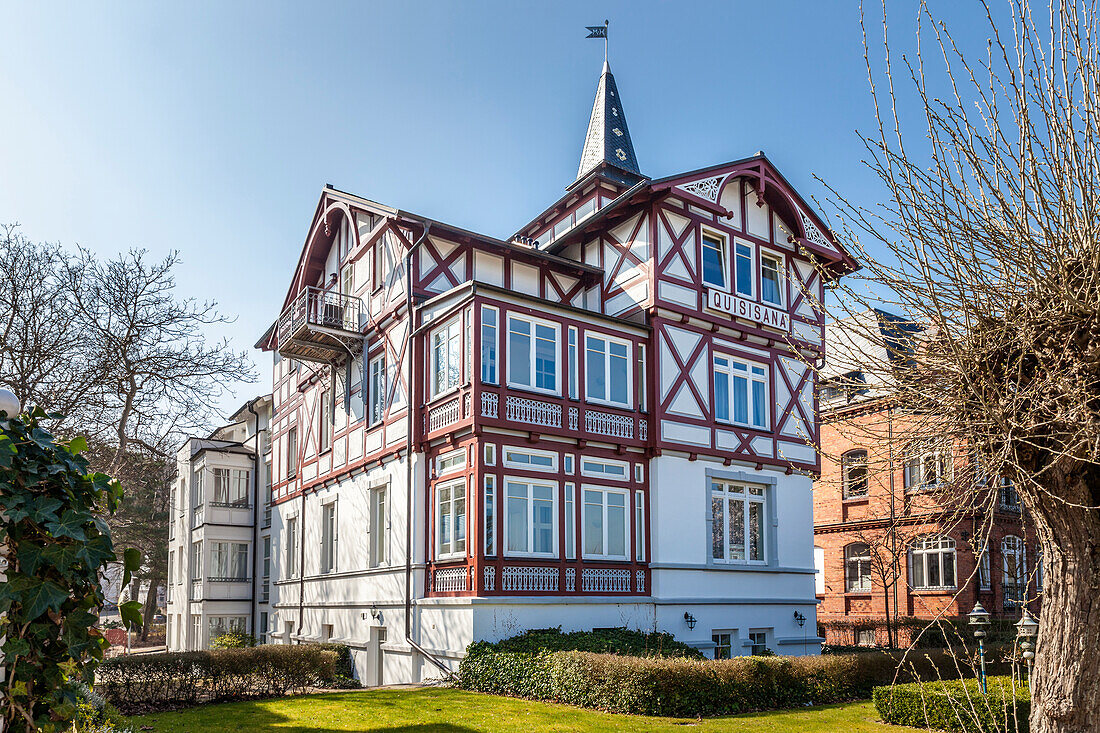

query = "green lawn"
(129, 687), (920, 732)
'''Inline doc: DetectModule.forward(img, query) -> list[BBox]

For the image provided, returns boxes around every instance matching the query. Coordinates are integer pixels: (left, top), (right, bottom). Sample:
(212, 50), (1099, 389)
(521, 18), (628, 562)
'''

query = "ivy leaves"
(0, 408), (139, 732)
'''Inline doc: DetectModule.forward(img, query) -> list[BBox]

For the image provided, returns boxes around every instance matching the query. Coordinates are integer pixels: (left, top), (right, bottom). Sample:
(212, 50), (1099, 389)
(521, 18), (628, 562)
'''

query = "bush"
(317, 642), (361, 689)
(478, 627), (704, 659)
(456, 644), (989, 717)
(71, 682), (130, 732)
(210, 631), (257, 649)
(95, 645), (340, 713)
(874, 676), (1030, 732)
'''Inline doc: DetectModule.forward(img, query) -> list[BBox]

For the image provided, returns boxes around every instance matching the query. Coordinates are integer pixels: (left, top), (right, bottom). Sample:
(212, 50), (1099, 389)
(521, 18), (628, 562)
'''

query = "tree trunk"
(1029, 469), (1100, 733)
(140, 577), (160, 642)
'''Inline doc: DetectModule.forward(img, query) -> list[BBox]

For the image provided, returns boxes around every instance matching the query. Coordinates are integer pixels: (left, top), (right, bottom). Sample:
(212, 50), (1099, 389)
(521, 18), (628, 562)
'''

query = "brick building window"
(909, 536), (956, 590)
(904, 443), (951, 492)
(1002, 535), (1026, 606)
(842, 450), (869, 498)
(845, 543), (873, 592)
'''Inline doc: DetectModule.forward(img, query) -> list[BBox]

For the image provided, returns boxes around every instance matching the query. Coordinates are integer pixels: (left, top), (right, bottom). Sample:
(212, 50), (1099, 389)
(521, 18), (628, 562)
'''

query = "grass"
(128, 687), (922, 732)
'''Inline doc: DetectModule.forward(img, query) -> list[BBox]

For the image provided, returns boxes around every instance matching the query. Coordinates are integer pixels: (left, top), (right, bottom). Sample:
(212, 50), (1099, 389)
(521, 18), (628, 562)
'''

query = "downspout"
(401, 221), (451, 675)
(246, 396), (262, 642)
(887, 404), (898, 648)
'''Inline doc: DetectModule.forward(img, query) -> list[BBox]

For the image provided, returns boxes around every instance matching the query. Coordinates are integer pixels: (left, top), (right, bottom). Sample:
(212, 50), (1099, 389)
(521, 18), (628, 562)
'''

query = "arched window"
(842, 450), (869, 498)
(910, 536), (956, 590)
(1002, 535), (1026, 606)
(845, 542), (873, 592)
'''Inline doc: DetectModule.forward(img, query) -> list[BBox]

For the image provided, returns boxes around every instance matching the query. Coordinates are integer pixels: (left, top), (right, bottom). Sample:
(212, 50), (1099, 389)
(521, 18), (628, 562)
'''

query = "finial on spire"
(585, 20), (609, 64)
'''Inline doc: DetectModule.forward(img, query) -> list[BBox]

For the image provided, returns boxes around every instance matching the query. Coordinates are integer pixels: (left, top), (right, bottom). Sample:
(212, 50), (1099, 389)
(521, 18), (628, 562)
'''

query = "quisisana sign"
(707, 289), (790, 331)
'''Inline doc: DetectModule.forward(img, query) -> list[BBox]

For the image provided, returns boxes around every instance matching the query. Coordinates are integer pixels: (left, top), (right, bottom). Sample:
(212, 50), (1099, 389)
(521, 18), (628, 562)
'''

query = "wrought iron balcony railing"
(276, 287), (364, 364)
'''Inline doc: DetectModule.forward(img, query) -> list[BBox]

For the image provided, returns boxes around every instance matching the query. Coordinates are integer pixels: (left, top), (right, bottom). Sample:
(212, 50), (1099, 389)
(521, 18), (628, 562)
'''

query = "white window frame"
(319, 389), (333, 454)
(368, 352), (386, 425)
(904, 444), (952, 492)
(710, 480), (767, 565)
(503, 476), (558, 558)
(370, 487), (387, 567)
(481, 305), (499, 385)
(580, 457), (629, 481)
(430, 318), (463, 399)
(842, 450), (869, 498)
(634, 490), (645, 562)
(584, 332), (633, 408)
(484, 443), (496, 466)
(1002, 535), (1027, 606)
(700, 229), (729, 292)
(286, 516), (299, 578)
(320, 499), (338, 574)
(503, 446), (558, 473)
(436, 448), (466, 476)
(978, 547), (992, 590)
(909, 536), (957, 590)
(845, 542), (873, 593)
(713, 354), (769, 429)
(484, 475), (497, 556)
(568, 326), (579, 400)
(564, 482), (576, 560)
(748, 629), (769, 656)
(734, 240), (755, 298)
(435, 477), (467, 560)
(581, 484), (631, 561)
(564, 454), (575, 475)
(759, 248), (785, 307)
(712, 630), (735, 659)
(506, 313), (561, 396)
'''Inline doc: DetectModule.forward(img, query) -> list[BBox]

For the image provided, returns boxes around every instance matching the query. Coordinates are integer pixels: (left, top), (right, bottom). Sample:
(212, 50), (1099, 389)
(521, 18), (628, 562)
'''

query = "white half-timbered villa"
(166, 59), (858, 683)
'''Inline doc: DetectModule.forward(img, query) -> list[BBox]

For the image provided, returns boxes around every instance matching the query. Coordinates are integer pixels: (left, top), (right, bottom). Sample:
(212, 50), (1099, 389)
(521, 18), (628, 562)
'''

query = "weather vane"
(586, 20), (609, 63)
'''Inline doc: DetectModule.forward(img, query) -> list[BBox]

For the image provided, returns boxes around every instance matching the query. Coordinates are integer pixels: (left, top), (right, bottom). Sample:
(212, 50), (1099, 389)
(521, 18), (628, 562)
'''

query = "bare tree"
(810, 1), (1100, 729)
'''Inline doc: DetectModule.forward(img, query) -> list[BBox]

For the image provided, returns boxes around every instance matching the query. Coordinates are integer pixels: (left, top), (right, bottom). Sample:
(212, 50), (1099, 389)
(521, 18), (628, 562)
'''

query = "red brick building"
(813, 311), (1040, 647)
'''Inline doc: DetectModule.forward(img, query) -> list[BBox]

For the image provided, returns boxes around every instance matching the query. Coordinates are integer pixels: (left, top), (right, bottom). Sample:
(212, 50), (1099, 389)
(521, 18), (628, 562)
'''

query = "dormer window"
(701, 232), (728, 290)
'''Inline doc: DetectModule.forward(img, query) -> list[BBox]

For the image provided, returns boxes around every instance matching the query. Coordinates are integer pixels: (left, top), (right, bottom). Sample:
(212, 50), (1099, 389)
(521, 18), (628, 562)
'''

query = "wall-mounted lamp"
(370, 605), (382, 623)
(793, 611), (806, 628)
(683, 612), (697, 630)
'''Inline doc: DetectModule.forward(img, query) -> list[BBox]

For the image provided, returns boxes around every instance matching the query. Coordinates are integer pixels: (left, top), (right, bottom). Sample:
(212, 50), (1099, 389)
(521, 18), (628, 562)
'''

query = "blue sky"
(0, 1), (988, 418)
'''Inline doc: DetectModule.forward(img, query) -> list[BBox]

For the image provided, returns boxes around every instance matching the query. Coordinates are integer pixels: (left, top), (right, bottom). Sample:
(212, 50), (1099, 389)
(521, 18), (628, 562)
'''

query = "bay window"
(504, 478), (556, 556)
(585, 333), (631, 407)
(761, 252), (784, 306)
(481, 306), (498, 384)
(213, 468), (249, 507)
(582, 486), (629, 560)
(909, 536), (956, 590)
(701, 232), (728, 290)
(436, 478), (467, 559)
(507, 315), (559, 394)
(564, 483), (576, 560)
(431, 319), (463, 397)
(210, 541), (248, 581)
(710, 480), (766, 564)
(714, 355), (768, 428)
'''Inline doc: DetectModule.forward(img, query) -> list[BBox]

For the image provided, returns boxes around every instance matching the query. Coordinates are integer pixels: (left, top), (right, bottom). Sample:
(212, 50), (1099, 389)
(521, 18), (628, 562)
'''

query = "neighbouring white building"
(167, 59), (857, 683)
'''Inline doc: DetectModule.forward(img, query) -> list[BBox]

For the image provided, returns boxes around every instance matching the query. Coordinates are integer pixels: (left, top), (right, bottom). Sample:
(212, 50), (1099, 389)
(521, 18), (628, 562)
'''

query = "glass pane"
(762, 260), (781, 304)
(751, 380), (766, 427)
(942, 551), (954, 586)
(928, 553), (940, 587)
(533, 492), (553, 553)
(715, 370), (729, 421)
(481, 323), (497, 383)
(711, 495), (724, 559)
(586, 338), (606, 400)
(610, 351), (629, 404)
(608, 500), (625, 557)
(506, 486), (528, 552)
(584, 490), (603, 555)
(702, 237), (725, 287)
(509, 324), (531, 386)
(736, 244), (753, 295)
(748, 501), (763, 561)
(732, 375), (749, 423)
(535, 326), (557, 391)
(729, 498), (745, 560)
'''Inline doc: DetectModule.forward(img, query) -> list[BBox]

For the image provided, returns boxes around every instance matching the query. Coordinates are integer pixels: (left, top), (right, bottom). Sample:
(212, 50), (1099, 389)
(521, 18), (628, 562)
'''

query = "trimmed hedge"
(457, 645), (985, 717)
(477, 627), (704, 658)
(874, 676), (1030, 732)
(95, 645), (338, 713)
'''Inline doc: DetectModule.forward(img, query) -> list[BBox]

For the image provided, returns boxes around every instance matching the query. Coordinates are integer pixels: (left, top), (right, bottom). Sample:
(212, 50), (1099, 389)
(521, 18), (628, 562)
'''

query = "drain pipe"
(245, 396), (262, 642)
(400, 221), (450, 676)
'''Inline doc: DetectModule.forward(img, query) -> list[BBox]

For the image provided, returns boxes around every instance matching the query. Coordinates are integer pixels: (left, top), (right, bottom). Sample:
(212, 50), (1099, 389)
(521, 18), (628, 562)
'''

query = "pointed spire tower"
(571, 60), (645, 189)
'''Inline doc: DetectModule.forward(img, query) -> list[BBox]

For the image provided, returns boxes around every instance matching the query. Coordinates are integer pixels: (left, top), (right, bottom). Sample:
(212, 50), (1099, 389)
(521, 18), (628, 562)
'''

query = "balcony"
(276, 287), (364, 365)
(477, 388), (648, 447)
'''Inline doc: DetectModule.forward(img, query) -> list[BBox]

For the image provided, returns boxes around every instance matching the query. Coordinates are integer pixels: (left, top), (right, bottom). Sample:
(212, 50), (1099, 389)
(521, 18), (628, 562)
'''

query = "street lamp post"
(968, 602), (991, 694)
(1016, 608), (1039, 684)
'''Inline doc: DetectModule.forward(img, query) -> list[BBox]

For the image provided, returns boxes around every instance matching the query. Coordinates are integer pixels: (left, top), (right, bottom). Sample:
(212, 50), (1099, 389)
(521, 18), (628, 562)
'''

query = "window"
(481, 306), (499, 384)
(585, 334), (631, 407)
(503, 447), (557, 472)
(507, 315), (559, 394)
(701, 232), (728, 290)
(583, 487), (629, 560)
(319, 390), (333, 453)
(637, 344), (647, 412)
(262, 536), (271, 603)
(842, 451), (869, 498)
(564, 454), (575, 474)
(286, 428), (298, 480)
(436, 448), (466, 476)
(484, 443), (496, 466)
(910, 536), (956, 590)
(855, 629), (876, 647)
(568, 327), (579, 400)
(712, 631), (733, 659)
(581, 457), (629, 481)
(191, 468), (204, 507)
(904, 444), (951, 491)
(978, 548), (992, 590)
(735, 243), (753, 296)
(564, 483), (576, 560)
(845, 543), (873, 592)
(714, 356), (768, 428)
(286, 517), (299, 578)
(1000, 478), (1021, 511)
(1036, 552), (1044, 591)
(370, 487), (387, 566)
(505, 478), (556, 556)
(635, 491), (645, 561)
(431, 319), (462, 397)
(760, 252), (783, 306)
(259, 612), (269, 645)
(369, 353), (386, 424)
(634, 463), (644, 483)
(207, 616), (247, 647)
(436, 479), (467, 559)
(210, 542), (248, 581)
(372, 240), (383, 291)
(814, 546), (825, 594)
(748, 630), (768, 656)
(710, 480), (766, 564)
(213, 468), (250, 507)
(484, 476), (496, 556)
(1002, 535), (1026, 606)
(321, 501), (338, 574)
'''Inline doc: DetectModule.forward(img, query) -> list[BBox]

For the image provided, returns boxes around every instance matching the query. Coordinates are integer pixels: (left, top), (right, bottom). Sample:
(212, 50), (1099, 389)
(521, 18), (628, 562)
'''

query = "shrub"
(210, 631), (257, 649)
(317, 642), (361, 689)
(95, 644), (340, 713)
(457, 645), (990, 717)
(874, 676), (1030, 732)
(479, 627), (704, 658)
